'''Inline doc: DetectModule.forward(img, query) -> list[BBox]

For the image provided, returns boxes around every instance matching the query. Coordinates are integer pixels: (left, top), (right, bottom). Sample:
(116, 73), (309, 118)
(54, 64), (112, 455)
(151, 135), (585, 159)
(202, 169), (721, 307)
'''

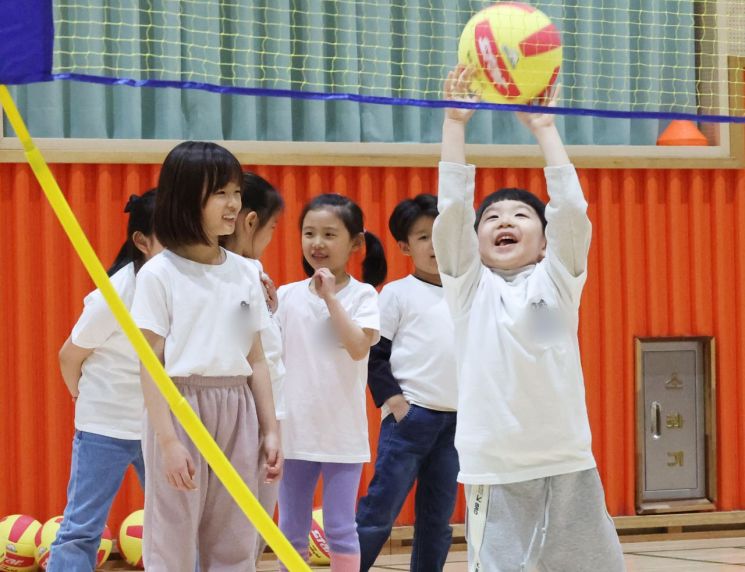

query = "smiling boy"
(356, 194), (458, 571)
(433, 67), (624, 571)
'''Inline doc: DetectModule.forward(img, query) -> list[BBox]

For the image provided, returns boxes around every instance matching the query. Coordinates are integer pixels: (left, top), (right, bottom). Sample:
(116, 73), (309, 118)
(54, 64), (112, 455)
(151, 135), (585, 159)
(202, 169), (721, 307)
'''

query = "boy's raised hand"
(442, 65), (480, 164)
(515, 84), (561, 133)
(444, 65), (480, 124)
(516, 85), (570, 166)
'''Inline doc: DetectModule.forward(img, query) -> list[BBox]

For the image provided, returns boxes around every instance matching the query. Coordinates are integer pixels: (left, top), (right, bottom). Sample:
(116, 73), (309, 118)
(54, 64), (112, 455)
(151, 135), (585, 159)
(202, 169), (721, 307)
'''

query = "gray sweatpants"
(143, 375), (260, 572)
(465, 469), (625, 572)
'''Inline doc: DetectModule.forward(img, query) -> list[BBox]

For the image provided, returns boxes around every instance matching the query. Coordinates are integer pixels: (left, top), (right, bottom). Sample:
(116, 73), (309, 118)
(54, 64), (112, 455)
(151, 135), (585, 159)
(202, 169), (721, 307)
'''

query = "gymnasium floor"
(253, 537), (745, 571)
(98, 537), (745, 570)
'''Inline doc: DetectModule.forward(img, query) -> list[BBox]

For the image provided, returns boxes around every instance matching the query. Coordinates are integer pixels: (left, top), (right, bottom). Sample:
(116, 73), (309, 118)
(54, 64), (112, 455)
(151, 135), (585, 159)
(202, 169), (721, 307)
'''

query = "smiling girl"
(275, 194), (386, 571)
(131, 141), (281, 571)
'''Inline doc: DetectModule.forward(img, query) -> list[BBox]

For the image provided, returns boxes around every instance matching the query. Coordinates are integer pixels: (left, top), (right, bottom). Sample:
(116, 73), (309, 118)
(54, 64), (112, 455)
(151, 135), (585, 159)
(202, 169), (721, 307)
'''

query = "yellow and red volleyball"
(32, 517), (111, 570)
(0, 514), (42, 572)
(118, 510), (144, 569)
(459, 2), (562, 104)
(33, 516), (63, 569)
(96, 525), (113, 567)
(308, 508), (330, 566)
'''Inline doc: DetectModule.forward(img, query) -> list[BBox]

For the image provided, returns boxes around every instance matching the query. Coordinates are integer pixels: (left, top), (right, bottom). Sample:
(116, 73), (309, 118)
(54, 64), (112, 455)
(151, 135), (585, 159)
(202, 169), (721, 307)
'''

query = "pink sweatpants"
(142, 375), (260, 572)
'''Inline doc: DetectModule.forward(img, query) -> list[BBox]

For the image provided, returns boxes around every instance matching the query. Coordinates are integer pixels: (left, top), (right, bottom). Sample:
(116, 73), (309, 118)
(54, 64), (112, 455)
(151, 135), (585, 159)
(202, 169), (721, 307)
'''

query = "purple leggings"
(278, 459), (363, 559)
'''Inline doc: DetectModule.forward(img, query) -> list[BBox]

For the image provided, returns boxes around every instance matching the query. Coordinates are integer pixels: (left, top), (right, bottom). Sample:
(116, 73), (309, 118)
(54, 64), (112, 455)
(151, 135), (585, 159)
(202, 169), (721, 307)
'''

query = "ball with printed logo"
(308, 508), (330, 566)
(118, 510), (144, 569)
(459, 2), (562, 104)
(32, 516), (62, 569)
(0, 514), (42, 571)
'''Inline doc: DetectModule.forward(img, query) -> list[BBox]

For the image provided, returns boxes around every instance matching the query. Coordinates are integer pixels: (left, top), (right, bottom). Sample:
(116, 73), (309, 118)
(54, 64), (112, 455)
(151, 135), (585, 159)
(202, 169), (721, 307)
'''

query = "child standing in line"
(356, 194), (459, 572)
(434, 67), (624, 571)
(275, 194), (386, 571)
(48, 190), (161, 572)
(222, 171), (286, 564)
(131, 141), (281, 572)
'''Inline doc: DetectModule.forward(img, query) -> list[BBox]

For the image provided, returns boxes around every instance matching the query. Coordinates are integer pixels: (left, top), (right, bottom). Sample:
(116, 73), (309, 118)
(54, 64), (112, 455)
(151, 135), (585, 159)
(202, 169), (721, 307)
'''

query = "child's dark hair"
(241, 172), (284, 228)
(108, 189), (157, 276)
(475, 188), (547, 231)
(300, 194), (387, 287)
(388, 194), (438, 242)
(155, 141), (242, 249)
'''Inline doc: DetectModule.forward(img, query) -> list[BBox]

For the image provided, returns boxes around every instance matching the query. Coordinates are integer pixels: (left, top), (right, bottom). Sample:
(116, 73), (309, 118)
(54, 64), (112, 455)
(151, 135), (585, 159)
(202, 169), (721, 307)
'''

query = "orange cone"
(656, 120), (708, 146)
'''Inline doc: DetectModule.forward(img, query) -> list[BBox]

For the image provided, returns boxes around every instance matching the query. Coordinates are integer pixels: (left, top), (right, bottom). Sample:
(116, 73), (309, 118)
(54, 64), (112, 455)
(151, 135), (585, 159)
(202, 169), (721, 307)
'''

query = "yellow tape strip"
(0, 85), (309, 572)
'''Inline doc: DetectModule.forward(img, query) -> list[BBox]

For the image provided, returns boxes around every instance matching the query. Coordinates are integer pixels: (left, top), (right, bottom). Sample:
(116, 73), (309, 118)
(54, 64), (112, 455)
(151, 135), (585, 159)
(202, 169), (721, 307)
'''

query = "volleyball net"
(2, 0), (745, 122)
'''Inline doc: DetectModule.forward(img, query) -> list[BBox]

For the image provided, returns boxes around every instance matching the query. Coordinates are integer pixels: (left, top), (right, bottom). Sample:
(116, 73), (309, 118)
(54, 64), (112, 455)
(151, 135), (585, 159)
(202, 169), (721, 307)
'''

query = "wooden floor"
(97, 536), (745, 570)
(252, 537), (745, 571)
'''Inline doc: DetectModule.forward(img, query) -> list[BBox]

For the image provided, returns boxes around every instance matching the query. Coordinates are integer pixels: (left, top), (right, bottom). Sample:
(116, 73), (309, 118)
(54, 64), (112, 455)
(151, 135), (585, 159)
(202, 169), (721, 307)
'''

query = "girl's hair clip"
(124, 194), (142, 213)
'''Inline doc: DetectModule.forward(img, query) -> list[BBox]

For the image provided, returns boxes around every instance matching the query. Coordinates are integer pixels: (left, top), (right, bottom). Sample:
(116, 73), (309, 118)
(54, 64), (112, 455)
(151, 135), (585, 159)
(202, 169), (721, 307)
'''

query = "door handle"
(650, 401), (662, 439)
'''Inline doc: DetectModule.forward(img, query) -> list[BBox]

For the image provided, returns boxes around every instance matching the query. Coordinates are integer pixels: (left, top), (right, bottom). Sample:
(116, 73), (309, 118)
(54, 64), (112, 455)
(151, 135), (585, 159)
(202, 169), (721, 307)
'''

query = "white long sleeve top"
(433, 161), (597, 485)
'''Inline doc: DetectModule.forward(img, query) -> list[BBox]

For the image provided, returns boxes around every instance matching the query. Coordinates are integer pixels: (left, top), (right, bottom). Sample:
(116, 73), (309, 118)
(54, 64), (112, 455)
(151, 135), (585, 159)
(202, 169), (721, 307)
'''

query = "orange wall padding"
(1, 163), (745, 535)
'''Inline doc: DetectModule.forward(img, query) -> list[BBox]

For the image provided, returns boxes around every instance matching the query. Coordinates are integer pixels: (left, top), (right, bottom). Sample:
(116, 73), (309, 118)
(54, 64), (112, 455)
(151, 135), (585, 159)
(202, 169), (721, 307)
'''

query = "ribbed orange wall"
(2, 163), (745, 535)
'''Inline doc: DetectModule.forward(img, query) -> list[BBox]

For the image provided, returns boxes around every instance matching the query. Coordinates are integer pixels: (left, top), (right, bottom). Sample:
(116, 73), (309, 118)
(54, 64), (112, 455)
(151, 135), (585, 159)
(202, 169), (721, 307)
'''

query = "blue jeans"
(47, 431), (145, 572)
(356, 404), (459, 572)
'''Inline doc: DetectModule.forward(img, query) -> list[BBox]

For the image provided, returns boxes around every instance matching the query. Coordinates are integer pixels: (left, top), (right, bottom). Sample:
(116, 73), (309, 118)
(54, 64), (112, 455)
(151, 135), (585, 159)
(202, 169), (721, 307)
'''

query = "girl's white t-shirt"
(249, 259), (286, 420)
(71, 263), (143, 440)
(276, 277), (380, 463)
(379, 275), (458, 418)
(131, 249), (267, 377)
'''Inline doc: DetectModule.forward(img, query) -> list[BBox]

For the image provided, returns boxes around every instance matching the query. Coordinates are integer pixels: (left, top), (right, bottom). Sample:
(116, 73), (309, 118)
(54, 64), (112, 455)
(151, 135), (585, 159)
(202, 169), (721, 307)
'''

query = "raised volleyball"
(458, 2), (562, 104)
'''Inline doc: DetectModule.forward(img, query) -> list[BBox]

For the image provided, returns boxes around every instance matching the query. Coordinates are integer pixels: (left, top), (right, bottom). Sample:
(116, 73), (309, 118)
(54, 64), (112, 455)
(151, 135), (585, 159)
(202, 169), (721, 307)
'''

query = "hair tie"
(124, 194), (141, 214)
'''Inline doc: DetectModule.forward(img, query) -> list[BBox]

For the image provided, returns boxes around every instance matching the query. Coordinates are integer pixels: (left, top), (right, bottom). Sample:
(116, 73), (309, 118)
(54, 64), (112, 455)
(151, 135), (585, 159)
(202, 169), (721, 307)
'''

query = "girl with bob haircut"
(275, 194), (385, 571)
(131, 141), (281, 571)
(48, 189), (161, 572)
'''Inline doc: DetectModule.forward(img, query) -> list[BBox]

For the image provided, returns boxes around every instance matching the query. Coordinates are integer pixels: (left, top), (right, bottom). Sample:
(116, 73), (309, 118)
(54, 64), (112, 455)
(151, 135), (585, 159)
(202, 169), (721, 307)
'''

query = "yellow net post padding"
(0, 84), (310, 572)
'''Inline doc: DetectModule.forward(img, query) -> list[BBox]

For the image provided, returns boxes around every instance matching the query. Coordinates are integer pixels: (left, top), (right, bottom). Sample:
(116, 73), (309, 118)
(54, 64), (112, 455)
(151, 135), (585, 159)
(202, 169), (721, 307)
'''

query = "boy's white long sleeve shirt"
(433, 161), (597, 485)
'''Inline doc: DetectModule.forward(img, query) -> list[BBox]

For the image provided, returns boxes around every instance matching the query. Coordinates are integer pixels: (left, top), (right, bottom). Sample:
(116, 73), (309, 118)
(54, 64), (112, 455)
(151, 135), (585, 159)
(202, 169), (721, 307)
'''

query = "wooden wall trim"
(0, 135), (742, 168)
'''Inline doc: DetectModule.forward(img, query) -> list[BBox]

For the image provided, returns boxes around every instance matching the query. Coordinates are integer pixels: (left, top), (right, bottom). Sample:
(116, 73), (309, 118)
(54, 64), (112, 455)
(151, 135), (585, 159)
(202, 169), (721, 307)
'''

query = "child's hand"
(444, 65), (480, 125)
(262, 432), (283, 484)
(516, 85), (569, 166)
(516, 84), (561, 134)
(312, 268), (336, 301)
(261, 272), (278, 313)
(386, 394), (411, 423)
(161, 439), (198, 491)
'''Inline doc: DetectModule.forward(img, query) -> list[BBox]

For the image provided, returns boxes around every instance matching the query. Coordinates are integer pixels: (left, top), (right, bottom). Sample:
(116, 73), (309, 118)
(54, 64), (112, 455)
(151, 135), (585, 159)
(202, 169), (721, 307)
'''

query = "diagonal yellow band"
(0, 84), (309, 572)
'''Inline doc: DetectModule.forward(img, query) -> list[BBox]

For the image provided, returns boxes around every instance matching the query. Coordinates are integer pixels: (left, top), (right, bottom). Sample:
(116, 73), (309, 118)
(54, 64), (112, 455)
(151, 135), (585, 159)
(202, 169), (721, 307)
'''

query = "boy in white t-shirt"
(433, 67), (624, 570)
(356, 194), (458, 572)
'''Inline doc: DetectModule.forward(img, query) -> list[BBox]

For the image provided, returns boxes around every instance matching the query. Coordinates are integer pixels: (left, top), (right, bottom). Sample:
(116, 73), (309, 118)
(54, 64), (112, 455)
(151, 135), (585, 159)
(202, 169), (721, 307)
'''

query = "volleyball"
(31, 517), (111, 570)
(32, 516), (63, 569)
(97, 525), (113, 567)
(0, 514), (42, 572)
(458, 2), (562, 104)
(118, 510), (144, 569)
(308, 508), (330, 565)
